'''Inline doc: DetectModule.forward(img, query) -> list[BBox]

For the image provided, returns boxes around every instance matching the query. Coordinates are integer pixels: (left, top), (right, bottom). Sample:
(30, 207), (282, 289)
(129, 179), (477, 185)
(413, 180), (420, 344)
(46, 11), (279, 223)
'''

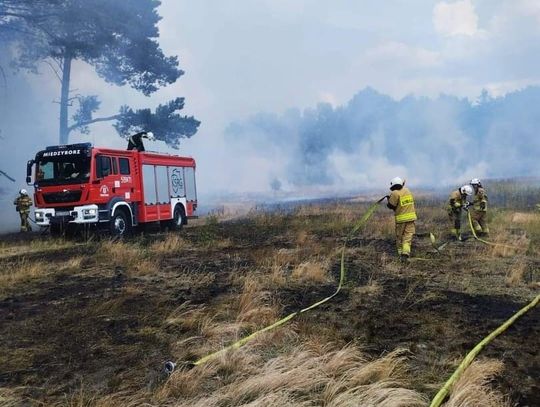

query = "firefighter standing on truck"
(447, 185), (473, 241)
(470, 178), (489, 236)
(14, 189), (33, 232)
(386, 177), (417, 261)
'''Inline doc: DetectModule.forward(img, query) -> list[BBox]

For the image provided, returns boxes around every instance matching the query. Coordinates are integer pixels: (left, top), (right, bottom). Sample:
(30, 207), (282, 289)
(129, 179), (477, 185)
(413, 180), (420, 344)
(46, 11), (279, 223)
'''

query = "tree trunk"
(59, 53), (72, 145)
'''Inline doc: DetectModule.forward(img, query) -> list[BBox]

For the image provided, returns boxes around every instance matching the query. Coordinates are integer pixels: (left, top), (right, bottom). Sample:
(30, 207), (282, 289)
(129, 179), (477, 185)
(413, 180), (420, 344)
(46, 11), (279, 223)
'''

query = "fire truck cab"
(26, 142), (197, 236)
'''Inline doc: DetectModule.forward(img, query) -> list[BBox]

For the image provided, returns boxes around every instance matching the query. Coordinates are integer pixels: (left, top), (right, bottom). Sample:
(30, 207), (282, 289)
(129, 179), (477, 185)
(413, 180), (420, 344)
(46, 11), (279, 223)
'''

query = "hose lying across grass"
(467, 210), (522, 250)
(430, 293), (540, 407)
(428, 211), (538, 406)
(183, 196), (387, 368)
(167, 199), (539, 407)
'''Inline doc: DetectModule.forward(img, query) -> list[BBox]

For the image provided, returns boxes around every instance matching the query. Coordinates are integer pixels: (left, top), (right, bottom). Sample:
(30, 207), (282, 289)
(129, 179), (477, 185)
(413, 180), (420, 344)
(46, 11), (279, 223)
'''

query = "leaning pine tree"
(0, 0), (200, 146)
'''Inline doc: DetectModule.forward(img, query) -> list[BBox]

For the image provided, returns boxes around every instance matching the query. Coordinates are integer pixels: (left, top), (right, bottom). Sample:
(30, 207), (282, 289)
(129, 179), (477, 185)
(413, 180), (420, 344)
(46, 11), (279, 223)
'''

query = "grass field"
(0, 198), (538, 406)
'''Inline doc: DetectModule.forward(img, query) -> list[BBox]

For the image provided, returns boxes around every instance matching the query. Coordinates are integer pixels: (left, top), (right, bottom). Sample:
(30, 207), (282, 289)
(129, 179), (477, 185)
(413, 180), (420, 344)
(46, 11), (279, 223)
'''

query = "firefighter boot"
(20, 215), (27, 232)
(450, 228), (461, 241)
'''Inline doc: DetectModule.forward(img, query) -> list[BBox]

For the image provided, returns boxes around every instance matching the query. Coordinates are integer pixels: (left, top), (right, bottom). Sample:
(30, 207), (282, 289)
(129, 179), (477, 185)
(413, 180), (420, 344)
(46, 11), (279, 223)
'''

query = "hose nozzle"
(164, 361), (176, 375)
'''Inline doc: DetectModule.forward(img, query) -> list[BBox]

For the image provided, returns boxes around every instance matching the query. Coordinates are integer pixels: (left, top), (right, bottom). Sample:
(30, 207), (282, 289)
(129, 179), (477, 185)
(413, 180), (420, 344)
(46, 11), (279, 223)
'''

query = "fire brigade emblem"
(100, 185), (110, 196)
(171, 168), (183, 195)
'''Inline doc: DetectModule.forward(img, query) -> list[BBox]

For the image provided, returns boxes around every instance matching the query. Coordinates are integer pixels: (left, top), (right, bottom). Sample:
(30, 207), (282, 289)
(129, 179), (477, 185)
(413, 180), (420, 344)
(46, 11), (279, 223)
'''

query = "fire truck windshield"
(36, 156), (91, 186)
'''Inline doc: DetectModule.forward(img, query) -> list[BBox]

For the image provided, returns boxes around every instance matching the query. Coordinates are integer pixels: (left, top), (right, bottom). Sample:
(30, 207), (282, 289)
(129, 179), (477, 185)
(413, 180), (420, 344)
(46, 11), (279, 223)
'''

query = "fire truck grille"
(43, 190), (82, 204)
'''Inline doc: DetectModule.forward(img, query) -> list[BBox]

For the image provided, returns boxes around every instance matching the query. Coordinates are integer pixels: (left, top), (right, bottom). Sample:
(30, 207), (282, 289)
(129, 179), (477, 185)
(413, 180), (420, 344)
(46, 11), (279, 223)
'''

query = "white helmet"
(390, 177), (404, 188)
(145, 131), (155, 141)
(470, 178), (481, 186)
(460, 185), (473, 196)
(19, 189), (28, 195)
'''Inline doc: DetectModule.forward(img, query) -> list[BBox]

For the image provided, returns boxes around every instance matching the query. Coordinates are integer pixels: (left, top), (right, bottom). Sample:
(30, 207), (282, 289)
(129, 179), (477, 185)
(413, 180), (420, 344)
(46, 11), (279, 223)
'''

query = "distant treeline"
(483, 179), (540, 209)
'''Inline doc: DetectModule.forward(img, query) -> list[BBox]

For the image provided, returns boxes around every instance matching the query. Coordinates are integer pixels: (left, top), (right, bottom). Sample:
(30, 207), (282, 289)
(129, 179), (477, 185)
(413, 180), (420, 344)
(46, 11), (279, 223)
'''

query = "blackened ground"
(0, 210), (538, 405)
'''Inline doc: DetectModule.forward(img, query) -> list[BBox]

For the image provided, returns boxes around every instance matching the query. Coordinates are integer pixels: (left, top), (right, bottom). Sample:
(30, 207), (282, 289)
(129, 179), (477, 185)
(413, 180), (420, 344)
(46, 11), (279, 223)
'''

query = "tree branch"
(43, 59), (62, 83)
(68, 114), (121, 133)
(0, 170), (16, 182)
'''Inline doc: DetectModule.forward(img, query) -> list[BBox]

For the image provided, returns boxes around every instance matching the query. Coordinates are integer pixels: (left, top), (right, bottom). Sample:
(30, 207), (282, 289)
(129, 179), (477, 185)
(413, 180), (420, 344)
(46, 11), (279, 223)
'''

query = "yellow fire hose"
(190, 197), (386, 367)
(430, 293), (540, 407)
(467, 211), (522, 250)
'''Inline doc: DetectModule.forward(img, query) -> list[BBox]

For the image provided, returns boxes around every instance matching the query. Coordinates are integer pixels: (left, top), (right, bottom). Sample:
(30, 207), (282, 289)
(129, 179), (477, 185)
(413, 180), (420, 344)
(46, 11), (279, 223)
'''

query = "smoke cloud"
(225, 87), (540, 193)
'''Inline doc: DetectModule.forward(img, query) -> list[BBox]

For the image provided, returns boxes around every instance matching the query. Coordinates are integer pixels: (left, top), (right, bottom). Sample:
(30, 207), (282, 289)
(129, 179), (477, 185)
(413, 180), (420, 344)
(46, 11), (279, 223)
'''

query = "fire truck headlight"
(35, 211), (44, 220)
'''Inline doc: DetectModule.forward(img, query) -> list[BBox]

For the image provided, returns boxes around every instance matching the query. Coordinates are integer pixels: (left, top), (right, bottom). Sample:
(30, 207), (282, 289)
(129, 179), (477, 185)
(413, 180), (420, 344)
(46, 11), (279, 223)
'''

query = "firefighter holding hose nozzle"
(14, 189), (33, 232)
(385, 177), (417, 262)
(447, 185), (473, 241)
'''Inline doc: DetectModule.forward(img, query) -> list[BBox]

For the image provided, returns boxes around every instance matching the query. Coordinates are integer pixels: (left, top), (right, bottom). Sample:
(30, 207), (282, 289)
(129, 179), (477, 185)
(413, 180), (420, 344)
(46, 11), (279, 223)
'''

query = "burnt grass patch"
(0, 208), (538, 405)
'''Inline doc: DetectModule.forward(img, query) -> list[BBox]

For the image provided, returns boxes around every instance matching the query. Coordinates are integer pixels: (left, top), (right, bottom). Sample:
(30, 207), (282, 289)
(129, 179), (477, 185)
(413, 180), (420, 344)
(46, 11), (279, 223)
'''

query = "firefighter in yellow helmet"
(470, 178), (489, 236)
(14, 189), (33, 232)
(386, 177), (417, 261)
(447, 185), (473, 241)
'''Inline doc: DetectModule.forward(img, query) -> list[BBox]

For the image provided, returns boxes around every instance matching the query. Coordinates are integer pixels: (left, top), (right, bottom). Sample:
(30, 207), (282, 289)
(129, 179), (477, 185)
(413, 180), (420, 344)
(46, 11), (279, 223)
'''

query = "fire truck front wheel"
(110, 209), (131, 237)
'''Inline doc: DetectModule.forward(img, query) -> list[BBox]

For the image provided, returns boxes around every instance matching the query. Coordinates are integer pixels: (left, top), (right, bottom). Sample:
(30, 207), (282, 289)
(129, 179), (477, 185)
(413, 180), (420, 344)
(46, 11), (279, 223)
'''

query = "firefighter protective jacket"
(448, 190), (464, 213)
(473, 187), (488, 212)
(14, 195), (33, 213)
(388, 187), (417, 223)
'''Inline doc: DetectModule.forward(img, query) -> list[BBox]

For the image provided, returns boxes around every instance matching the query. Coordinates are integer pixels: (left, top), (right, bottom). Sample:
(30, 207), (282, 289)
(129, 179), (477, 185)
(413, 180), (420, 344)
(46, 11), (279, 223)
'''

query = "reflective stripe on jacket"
(388, 187), (417, 223)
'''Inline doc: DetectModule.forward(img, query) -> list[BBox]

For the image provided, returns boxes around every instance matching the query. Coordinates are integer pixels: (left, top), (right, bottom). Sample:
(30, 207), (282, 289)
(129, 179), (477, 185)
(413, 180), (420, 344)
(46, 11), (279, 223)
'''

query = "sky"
(1, 0), (540, 210)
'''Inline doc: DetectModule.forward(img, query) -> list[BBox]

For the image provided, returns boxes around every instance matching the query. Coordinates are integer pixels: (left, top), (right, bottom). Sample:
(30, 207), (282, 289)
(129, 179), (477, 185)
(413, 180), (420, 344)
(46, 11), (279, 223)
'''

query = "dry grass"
(268, 261), (288, 286)
(214, 237), (233, 249)
(132, 258), (160, 276)
(98, 240), (144, 269)
(511, 212), (537, 224)
(0, 258), (44, 292)
(236, 277), (277, 325)
(484, 211), (531, 257)
(296, 229), (311, 245)
(149, 233), (189, 253)
(291, 259), (331, 283)
(0, 387), (20, 407)
(505, 260), (527, 286)
(252, 246), (332, 288)
(90, 285), (145, 316)
(165, 301), (207, 331)
(97, 238), (172, 276)
(57, 387), (151, 407)
(0, 238), (75, 259)
(364, 214), (395, 240)
(442, 359), (510, 407)
(0, 254), (86, 295)
(167, 343), (427, 407)
(488, 231), (529, 258)
(59, 256), (84, 271)
(156, 363), (215, 400)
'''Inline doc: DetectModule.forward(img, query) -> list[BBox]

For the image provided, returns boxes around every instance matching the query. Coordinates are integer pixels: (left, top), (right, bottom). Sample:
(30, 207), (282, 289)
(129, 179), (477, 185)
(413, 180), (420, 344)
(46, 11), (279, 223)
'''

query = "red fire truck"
(26, 139), (197, 236)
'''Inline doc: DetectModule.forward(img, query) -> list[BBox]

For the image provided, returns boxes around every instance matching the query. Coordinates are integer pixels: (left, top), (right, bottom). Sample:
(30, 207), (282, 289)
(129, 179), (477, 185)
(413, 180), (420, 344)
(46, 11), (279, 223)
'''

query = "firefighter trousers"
(395, 221), (415, 256)
(19, 211), (32, 232)
(471, 210), (489, 235)
(448, 210), (461, 238)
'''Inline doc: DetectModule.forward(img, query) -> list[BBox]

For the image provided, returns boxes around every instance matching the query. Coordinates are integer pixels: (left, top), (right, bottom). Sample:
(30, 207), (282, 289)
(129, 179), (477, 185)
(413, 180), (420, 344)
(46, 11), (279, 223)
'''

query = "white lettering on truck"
(42, 149), (81, 157)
